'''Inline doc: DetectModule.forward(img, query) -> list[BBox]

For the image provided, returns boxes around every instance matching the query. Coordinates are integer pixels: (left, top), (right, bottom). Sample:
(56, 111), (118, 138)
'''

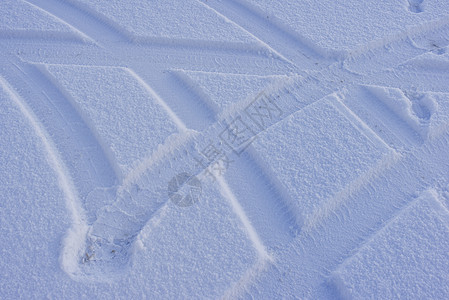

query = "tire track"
(24, 0), (127, 44)
(2, 2), (449, 292)
(77, 16), (449, 273)
(343, 86), (424, 150)
(4, 41), (293, 76)
(245, 130), (449, 299)
(343, 16), (449, 74)
(28, 0), (284, 58)
(0, 74), (89, 279)
(1, 55), (119, 224)
(129, 67), (216, 131)
(366, 69), (449, 94)
(115, 16), (449, 268)
(200, 0), (334, 69)
(0, 0), (92, 43)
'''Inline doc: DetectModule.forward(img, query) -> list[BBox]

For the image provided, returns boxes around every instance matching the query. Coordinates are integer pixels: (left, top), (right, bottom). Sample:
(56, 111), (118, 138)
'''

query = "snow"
(70, 0), (262, 45)
(0, 0), (70, 33)
(41, 64), (182, 178)
(0, 0), (87, 41)
(1, 0), (449, 298)
(242, 0), (449, 56)
(253, 95), (396, 227)
(130, 179), (264, 299)
(332, 190), (449, 299)
(174, 70), (291, 117)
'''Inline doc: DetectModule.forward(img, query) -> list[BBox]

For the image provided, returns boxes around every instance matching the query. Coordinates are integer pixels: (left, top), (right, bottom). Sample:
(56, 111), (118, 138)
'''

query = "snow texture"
(1, 0), (449, 298)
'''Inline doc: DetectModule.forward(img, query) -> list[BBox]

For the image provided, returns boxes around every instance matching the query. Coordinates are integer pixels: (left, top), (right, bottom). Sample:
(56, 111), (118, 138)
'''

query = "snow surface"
(243, 0), (449, 56)
(332, 190), (449, 299)
(1, 0), (449, 299)
(70, 0), (262, 46)
(0, 0), (86, 40)
(42, 64), (182, 178)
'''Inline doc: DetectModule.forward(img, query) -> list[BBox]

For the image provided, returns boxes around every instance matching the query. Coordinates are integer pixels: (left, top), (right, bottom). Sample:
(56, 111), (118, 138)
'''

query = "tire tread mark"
(25, 0), (128, 44)
(200, 0), (334, 69)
